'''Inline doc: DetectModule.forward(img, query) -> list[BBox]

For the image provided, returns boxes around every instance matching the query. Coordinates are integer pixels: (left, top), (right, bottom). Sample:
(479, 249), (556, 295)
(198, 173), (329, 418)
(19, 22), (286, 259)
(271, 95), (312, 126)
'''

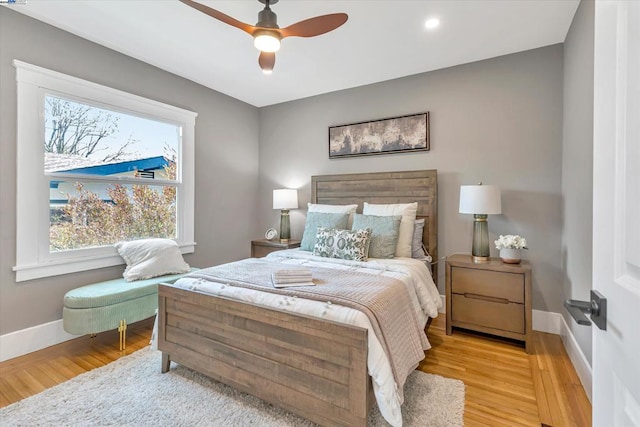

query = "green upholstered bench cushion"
(63, 269), (198, 309)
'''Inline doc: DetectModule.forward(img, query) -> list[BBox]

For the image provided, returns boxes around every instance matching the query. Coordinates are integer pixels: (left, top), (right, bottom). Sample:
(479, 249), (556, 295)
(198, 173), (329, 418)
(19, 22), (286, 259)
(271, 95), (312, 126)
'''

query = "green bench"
(63, 269), (197, 350)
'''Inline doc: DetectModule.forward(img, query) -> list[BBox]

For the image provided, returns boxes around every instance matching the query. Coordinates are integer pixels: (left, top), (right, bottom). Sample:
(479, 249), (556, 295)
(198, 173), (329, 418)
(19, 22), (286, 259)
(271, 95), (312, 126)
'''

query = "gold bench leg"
(118, 320), (127, 351)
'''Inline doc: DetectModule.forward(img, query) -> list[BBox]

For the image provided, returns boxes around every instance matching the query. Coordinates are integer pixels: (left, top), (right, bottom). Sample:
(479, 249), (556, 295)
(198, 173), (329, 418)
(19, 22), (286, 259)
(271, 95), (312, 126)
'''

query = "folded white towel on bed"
(272, 268), (312, 278)
(271, 269), (314, 287)
(271, 279), (315, 288)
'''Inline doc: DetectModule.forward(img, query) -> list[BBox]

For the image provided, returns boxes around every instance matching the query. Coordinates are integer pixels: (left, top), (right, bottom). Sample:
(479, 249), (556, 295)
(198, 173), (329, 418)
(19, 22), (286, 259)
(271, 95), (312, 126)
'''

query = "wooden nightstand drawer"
(451, 294), (525, 334)
(451, 266), (524, 304)
(252, 245), (278, 258)
(251, 240), (301, 258)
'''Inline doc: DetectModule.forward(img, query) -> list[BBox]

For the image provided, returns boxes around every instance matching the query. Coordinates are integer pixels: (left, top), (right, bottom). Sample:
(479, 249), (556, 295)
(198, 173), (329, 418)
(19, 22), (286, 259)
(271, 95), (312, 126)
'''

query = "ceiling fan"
(180, 0), (348, 74)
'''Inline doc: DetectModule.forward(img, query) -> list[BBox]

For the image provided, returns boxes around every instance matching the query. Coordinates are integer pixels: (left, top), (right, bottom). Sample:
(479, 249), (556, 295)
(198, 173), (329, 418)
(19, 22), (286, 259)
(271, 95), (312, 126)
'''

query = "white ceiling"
(8, 0), (579, 107)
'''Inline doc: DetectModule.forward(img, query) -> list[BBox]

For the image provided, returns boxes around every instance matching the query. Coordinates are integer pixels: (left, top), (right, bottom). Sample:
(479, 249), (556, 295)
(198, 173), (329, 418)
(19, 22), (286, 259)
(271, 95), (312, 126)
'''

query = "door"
(592, 1), (640, 425)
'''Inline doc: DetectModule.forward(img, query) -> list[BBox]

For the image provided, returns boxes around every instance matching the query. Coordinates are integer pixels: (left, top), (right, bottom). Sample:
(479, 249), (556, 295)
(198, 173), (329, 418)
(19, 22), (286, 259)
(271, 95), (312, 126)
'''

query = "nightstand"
(445, 254), (532, 353)
(251, 239), (301, 258)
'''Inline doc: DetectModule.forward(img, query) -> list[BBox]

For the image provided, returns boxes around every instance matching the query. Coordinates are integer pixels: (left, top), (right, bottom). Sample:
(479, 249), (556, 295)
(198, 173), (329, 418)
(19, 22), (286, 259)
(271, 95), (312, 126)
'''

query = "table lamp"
(459, 183), (501, 262)
(273, 189), (298, 242)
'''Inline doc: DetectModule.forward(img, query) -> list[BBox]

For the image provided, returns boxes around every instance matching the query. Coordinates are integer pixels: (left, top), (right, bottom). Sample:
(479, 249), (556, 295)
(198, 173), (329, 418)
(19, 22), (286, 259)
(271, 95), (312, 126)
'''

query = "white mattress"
(154, 249), (442, 427)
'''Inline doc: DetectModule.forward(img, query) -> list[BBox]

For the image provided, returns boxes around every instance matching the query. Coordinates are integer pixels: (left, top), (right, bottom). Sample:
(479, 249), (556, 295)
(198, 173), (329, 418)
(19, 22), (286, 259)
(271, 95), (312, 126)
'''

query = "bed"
(157, 170), (439, 427)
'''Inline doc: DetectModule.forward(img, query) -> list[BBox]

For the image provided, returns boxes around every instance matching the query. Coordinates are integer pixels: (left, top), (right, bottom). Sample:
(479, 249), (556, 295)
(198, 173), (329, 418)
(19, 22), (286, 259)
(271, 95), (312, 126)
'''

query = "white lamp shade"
(459, 184), (502, 214)
(273, 189), (298, 210)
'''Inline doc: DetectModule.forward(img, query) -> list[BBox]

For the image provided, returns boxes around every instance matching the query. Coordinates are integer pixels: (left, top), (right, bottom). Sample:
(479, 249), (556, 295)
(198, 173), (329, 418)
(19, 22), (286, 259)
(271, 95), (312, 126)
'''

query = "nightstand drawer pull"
(463, 292), (510, 304)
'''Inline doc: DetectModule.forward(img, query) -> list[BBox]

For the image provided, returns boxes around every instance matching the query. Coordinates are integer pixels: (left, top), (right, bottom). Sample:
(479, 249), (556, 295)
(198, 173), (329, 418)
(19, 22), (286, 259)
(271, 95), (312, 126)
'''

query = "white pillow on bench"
(115, 238), (190, 282)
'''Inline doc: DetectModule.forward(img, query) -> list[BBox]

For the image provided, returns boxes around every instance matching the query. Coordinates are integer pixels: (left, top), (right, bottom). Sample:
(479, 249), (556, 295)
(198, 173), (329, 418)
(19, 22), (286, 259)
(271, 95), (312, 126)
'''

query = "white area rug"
(1, 348), (464, 426)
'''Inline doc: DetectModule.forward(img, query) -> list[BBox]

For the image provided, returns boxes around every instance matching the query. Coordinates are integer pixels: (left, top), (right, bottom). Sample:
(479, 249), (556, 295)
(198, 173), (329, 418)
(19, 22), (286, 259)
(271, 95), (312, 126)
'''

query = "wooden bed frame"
(158, 170), (437, 426)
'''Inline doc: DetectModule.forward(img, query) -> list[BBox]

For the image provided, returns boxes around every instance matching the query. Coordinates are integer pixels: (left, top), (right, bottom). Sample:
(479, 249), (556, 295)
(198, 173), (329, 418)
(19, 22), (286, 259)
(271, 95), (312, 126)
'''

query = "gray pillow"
(312, 227), (372, 261)
(300, 212), (349, 251)
(352, 214), (401, 259)
(412, 218), (426, 258)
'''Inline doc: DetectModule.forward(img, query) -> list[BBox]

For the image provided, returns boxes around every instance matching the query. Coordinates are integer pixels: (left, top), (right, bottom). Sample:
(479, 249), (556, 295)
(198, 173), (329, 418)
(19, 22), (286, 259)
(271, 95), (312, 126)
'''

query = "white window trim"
(12, 60), (197, 282)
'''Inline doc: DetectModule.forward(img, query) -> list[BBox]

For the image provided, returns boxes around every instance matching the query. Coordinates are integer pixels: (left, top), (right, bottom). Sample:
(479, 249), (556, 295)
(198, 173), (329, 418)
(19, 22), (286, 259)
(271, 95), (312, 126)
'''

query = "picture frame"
(328, 112), (429, 158)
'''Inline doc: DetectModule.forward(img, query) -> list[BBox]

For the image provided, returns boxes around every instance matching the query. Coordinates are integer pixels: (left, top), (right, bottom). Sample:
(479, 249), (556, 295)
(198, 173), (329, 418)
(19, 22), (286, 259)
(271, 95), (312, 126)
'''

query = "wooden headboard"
(311, 170), (438, 278)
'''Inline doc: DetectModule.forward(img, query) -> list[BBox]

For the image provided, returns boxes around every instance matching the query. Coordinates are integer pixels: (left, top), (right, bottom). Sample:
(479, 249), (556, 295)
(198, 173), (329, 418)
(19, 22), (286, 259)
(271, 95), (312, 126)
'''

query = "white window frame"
(12, 60), (197, 282)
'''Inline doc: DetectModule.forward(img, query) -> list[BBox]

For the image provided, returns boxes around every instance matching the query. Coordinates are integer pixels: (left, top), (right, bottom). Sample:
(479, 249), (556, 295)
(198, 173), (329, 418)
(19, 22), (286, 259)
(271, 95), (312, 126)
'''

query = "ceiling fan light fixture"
(254, 32), (281, 52)
(424, 18), (440, 30)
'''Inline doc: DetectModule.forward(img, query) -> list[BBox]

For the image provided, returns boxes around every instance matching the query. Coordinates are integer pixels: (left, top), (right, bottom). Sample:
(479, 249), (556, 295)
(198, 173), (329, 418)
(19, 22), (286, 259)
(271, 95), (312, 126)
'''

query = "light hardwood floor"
(0, 315), (591, 426)
(422, 316), (591, 426)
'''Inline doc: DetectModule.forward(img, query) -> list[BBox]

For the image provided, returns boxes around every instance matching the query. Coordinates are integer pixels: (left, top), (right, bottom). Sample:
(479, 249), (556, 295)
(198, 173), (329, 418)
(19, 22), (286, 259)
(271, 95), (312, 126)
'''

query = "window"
(45, 95), (180, 252)
(13, 61), (197, 282)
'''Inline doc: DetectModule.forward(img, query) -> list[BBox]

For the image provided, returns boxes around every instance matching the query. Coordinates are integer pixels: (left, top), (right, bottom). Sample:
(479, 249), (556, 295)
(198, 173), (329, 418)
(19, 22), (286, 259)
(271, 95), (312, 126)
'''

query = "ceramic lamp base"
(279, 209), (290, 243)
(471, 214), (490, 261)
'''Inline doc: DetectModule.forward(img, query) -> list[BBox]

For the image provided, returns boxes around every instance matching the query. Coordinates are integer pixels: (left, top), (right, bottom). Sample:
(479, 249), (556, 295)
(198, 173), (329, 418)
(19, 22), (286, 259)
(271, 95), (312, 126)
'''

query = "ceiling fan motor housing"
(257, 7), (279, 29)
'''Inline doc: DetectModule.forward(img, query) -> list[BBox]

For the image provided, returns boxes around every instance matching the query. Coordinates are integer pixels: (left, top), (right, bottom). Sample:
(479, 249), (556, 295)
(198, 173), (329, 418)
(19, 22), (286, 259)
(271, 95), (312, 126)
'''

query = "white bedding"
(153, 249), (441, 427)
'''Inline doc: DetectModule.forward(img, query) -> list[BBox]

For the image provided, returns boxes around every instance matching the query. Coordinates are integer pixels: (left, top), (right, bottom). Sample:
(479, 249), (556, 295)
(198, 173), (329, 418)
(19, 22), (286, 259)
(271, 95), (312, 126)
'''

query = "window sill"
(12, 243), (196, 282)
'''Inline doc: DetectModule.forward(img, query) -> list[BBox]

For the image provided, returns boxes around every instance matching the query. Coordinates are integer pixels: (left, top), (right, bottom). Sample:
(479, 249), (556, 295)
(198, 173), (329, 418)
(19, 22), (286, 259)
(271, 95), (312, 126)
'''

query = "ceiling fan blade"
(259, 51), (276, 73)
(279, 13), (348, 38)
(180, 0), (257, 35)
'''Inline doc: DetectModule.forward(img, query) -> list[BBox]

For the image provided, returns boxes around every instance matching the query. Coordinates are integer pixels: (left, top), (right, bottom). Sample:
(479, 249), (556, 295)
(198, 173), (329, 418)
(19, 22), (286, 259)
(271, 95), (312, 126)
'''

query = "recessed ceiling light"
(425, 18), (440, 30)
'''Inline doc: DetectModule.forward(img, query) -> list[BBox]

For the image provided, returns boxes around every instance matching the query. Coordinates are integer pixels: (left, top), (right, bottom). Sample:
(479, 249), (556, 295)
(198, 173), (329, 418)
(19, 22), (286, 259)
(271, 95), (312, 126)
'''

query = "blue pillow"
(300, 212), (350, 251)
(351, 213), (401, 259)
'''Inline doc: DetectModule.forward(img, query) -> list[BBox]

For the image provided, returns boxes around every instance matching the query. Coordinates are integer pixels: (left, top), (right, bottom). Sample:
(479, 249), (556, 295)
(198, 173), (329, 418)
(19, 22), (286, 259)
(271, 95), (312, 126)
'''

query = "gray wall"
(0, 8), (260, 335)
(259, 46), (565, 313)
(562, 0), (594, 365)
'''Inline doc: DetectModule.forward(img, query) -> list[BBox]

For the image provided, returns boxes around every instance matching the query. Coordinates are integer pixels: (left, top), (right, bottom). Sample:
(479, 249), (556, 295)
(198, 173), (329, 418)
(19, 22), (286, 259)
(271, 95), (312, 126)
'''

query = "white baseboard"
(0, 319), (77, 362)
(532, 308), (563, 334)
(532, 309), (592, 403)
(558, 314), (593, 403)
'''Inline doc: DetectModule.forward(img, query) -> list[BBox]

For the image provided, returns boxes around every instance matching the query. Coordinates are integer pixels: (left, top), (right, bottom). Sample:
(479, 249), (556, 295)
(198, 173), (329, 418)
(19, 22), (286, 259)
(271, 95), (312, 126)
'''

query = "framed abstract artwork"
(329, 112), (429, 158)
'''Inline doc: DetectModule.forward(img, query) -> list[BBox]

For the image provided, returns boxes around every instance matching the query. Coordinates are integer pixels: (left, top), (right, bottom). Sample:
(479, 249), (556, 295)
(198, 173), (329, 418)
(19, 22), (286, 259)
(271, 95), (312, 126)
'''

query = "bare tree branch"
(44, 97), (127, 159)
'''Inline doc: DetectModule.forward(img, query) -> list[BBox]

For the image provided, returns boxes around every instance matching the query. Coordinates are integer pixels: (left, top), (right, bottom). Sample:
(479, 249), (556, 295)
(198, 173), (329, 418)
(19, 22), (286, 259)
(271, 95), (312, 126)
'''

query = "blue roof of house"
(57, 155), (169, 175)
(49, 155), (170, 189)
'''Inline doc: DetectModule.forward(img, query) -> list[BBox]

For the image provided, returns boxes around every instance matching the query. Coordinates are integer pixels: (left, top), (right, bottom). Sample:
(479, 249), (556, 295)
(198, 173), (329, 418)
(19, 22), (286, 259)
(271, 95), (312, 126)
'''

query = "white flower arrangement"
(494, 234), (528, 250)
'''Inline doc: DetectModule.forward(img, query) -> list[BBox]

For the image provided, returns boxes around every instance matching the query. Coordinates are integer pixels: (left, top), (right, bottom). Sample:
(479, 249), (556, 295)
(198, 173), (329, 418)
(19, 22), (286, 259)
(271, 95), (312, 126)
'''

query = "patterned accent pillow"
(351, 214), (401, 259)
(313, 227), (372, 261)
(300, 212), (350, 251)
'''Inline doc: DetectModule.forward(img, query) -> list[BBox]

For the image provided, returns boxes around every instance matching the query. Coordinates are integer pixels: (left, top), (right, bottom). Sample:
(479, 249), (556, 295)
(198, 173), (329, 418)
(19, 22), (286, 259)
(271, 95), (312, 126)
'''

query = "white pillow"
(115, 238), (190, 282)
(363, 202), (418, 258)
(308, 202), (358, 227)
